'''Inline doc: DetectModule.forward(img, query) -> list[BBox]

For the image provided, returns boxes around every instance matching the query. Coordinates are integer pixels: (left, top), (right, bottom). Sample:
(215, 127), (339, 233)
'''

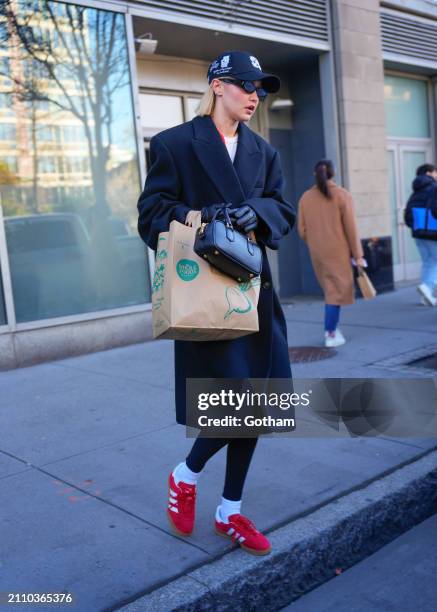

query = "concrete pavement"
(0, 285), (436, 611)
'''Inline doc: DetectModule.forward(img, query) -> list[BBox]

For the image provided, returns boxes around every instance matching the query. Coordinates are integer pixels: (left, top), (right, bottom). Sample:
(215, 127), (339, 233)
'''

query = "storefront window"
(0, 271), (6, 325)
(139, 93), (184, 136)
(384, 75), (430, 138)
(186, 97), (201, 120)
(0, 0), (149, 323)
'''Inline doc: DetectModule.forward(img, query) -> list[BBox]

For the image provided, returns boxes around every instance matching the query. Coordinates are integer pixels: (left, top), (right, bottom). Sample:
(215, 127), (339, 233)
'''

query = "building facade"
(0, 0), (436, 368)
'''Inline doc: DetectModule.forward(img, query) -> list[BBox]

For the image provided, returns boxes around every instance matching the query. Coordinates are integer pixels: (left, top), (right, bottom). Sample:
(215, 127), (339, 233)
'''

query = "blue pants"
(416, 238), (437, 291)
(325, 304), (341, 333)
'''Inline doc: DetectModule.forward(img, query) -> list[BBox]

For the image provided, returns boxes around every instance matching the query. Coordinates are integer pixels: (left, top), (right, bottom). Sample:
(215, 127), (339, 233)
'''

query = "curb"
(116, 448), (437, 612)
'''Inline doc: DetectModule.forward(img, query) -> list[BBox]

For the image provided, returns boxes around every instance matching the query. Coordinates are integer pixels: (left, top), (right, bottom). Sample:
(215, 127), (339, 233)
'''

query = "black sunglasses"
(219, 77), (268, 100)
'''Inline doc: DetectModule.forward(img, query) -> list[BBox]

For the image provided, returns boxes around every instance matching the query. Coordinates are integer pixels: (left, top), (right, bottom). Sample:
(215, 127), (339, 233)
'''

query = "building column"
(331, 0), (390, 238)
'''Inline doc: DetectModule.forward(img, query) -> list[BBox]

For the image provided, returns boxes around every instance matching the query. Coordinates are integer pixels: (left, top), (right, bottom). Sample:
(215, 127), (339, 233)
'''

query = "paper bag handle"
(185, 210), (202, 230)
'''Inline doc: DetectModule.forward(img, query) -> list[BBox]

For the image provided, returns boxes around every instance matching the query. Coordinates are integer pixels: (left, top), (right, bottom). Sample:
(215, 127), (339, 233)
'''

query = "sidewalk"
(1, 285), (437, 611)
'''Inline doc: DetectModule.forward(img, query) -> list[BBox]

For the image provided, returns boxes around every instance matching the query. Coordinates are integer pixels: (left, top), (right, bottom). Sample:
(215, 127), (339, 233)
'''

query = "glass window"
(139, 93), (183, 132)
(3, 156), (18, 173)
(38, 157), (57, 173)
(62, 125), (84, 142)
(0, 0), (149, 323)
(186, 97), (201, 120)
(0, 56), (9, 76)
(0, 93), (13, 114)
(0, 124), (16, 140)
(384, 75), (430, 138)
(38, 125), (54, 141)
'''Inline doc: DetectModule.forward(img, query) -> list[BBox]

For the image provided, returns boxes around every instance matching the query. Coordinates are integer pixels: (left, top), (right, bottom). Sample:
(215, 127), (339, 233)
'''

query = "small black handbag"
(193, 206), (262, 282)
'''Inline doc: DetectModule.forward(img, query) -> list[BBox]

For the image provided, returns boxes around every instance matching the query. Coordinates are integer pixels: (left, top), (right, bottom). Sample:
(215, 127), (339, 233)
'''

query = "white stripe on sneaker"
(227, 527), (234, 535)
(238, 536), (245, 543)
(170, 488), (177, 497)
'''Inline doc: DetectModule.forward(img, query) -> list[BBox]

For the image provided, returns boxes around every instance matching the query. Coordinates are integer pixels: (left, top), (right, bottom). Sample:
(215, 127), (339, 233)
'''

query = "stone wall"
(331, 0), (390, 237)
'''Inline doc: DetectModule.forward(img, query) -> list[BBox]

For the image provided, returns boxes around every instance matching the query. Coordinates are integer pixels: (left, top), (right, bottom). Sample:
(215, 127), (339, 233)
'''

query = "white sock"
(172, 461), (201, 486)
(216, 497), (242, 523)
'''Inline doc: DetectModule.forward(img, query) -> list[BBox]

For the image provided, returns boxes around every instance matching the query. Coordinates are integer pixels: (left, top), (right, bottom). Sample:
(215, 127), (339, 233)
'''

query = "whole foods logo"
(176, 259), (199, 281)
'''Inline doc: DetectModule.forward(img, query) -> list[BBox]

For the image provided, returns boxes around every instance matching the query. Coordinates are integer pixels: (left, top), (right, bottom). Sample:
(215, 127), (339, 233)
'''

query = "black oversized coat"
(137, 114), (295, 425)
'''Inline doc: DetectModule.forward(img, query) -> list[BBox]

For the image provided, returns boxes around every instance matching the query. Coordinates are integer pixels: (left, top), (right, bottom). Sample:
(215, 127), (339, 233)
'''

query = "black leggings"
(185, 436), (258, 501)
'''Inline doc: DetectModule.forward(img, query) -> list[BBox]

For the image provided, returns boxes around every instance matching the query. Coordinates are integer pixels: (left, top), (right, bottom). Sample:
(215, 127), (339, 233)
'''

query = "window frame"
(0, 4), (150, 334)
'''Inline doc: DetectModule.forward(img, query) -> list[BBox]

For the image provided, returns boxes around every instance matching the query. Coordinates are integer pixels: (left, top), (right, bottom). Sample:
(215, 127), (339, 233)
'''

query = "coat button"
(262, 281), (271, 290)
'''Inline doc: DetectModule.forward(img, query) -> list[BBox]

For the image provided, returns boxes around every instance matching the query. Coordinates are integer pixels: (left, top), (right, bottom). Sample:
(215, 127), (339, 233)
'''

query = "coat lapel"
(192, 115), (262, 204)
(233, 121), (263, 198)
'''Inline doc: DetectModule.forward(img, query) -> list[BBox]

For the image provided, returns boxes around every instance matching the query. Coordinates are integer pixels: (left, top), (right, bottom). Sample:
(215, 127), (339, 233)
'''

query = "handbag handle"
(209, 206), (235, 241)
(210, 205), (233, 227)
(211, 206), (257, 252)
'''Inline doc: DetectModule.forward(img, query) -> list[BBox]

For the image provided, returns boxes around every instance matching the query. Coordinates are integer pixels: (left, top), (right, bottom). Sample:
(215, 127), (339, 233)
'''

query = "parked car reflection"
(4, 212), (150, 323)
(4, 213), (95, 322)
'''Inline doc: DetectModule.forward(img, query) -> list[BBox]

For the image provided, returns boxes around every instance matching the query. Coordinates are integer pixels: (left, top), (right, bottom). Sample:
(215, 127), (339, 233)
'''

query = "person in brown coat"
(297, 159), (366, 347)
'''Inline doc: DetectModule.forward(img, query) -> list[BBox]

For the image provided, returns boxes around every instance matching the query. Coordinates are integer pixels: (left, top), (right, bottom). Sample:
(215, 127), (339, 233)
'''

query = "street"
(282, 512), (437, 612)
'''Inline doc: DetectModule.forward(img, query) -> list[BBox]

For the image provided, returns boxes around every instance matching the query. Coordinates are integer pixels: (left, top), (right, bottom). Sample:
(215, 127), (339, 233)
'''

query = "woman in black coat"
(137, 50), (295, 555)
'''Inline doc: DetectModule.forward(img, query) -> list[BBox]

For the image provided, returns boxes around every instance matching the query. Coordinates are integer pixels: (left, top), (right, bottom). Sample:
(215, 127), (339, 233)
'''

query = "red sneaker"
(166, 472), (196, 536)
(215, 511), (271, 555)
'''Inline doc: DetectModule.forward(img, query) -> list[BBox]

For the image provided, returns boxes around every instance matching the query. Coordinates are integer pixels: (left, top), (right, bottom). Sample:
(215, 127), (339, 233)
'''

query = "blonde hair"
(196, 83), (216, 116)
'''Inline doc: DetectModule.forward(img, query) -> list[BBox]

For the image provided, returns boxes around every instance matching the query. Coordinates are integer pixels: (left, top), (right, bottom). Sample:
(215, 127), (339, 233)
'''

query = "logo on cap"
(250, 56), (261, 70)
(221, 55), (231, 68)
(209, 60), (219, 73)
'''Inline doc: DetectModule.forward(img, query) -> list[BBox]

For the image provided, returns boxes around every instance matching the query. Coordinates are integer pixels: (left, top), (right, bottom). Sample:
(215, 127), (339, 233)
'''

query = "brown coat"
(297, 179), (363, 305)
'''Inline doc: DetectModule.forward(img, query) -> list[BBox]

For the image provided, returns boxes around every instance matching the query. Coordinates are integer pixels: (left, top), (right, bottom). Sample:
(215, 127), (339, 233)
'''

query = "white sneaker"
(335, 328), (346, 343)
(324, 329), (346, 348)
(417, 284), (436, 307)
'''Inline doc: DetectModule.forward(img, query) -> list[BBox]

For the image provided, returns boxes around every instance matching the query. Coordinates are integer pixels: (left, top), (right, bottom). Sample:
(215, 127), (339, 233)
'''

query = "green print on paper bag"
(152, 245), (168, 296)
(153, 296), (164, 311)
(224, 283), (254, 320)
(176, 259), (199, 281)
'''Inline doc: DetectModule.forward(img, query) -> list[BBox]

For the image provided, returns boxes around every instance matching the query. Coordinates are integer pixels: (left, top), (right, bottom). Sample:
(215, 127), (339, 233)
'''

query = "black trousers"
(185, 436), (258, 501)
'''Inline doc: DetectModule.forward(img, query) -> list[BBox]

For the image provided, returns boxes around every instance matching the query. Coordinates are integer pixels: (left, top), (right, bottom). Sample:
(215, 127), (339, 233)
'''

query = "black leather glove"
(228, 205), (258, 233)
(200, 203), (232, 223)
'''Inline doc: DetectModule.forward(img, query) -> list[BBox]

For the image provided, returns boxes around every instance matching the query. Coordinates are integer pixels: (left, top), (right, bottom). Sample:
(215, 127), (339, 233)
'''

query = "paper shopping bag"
(151, 212), (261, 341)
(356, 266), (377, 300)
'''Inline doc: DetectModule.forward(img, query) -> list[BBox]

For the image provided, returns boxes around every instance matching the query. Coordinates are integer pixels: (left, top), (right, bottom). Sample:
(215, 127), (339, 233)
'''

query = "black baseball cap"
(207, 50), (280, 94)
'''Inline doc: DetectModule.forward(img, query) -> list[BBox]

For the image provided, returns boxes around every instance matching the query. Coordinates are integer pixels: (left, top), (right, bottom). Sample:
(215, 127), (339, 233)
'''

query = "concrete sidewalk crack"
(38, 423), (176, 467)
(49, 361), (174, 394)
(0, 453), (211, 555)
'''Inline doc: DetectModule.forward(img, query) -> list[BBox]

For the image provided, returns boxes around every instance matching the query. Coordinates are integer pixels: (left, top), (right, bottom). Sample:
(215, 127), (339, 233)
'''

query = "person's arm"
(137, 136), (191, 251)
(242, 150), (296, 250)
(340, 191), (364, 261)
(297, 198), (306, 242)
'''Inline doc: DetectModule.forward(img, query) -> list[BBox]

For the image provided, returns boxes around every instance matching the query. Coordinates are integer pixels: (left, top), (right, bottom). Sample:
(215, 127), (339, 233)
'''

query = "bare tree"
(0, 0), (136, 306)
(0, 0), (130, 215)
